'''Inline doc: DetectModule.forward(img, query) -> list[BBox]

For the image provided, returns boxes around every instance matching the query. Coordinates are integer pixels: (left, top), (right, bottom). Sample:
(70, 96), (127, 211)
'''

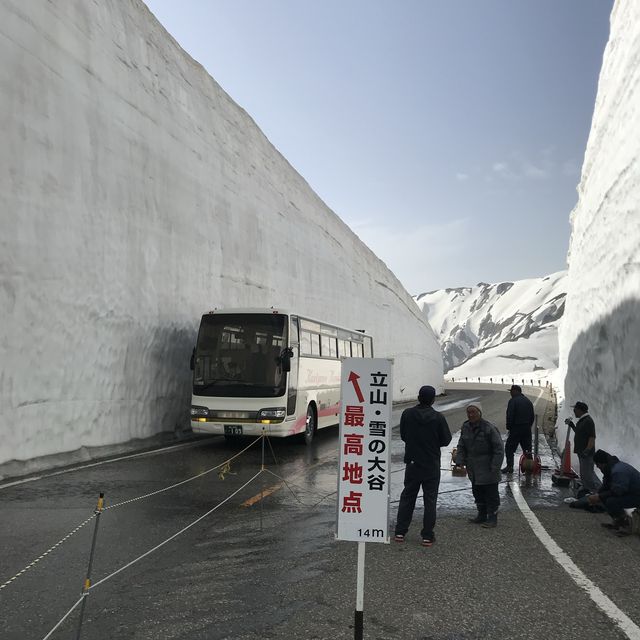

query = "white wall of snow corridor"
(558, 0), (640, 468)
(0, 0), (442, 468)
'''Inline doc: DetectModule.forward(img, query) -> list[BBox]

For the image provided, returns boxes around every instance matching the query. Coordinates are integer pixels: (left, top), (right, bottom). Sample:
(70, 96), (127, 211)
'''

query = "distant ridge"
(415, 271), (567, 376)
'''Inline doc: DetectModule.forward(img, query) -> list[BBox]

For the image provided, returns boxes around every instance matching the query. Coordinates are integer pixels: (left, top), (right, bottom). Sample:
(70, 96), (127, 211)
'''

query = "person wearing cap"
(455, 402), (505, 528)
(502, 384), (535, 473)
(565, 401), (601, 494)
(393, 385), (452, 547)
(587, 450), (640, 534)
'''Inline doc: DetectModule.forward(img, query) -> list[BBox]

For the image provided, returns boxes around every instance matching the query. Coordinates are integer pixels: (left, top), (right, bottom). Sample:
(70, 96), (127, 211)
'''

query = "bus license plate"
(224, 425), (243, 436)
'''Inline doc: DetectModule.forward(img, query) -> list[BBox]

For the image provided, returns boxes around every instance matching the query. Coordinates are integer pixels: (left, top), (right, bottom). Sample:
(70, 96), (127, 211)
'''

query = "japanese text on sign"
(336, 358), (392, 543)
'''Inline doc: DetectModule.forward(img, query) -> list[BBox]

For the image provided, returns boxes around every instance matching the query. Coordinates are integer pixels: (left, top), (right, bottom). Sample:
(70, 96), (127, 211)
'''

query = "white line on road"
(510, 481), (640, 640)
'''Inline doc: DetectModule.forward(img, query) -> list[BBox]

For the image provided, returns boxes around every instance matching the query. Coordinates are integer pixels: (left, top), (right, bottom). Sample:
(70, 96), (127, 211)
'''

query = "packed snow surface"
(0, 0), (442, 467)
(558, 0), (640, 469)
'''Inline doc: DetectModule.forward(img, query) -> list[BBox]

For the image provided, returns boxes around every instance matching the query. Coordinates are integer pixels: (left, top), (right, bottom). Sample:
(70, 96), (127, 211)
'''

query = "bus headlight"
(190, 406), (209, 419)
(257, 407), (286, 424)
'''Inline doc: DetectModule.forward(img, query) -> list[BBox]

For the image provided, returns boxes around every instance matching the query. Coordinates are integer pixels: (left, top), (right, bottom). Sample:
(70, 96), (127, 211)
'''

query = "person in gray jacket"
(456, 402), (505, 528)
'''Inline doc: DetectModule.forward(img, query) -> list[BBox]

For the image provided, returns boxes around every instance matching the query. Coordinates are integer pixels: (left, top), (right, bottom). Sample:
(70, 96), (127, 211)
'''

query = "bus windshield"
(193, 313), (288, 398)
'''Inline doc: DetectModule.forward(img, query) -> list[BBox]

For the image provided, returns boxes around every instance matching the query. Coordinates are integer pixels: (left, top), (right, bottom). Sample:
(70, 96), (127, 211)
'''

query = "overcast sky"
(144, 0), (612, 294)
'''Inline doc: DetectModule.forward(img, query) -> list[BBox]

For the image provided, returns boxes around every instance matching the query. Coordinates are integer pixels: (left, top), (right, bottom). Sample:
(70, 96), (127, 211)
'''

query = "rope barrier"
(389, 477), (522, 504)
(2, 437), (262, 593)
(89, 470), (262, 591)
(261, 468), (304, 504)
(36, 434), (552, 638)
(40, 470), (263, 640)
(0, 514), (96, 591)
(104, 436), (260, 510)
(41, 596), (84, 640)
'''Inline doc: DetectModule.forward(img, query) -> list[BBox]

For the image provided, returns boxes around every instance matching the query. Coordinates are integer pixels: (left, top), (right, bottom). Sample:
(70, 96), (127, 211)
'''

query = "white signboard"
(336, 358), (392, 543)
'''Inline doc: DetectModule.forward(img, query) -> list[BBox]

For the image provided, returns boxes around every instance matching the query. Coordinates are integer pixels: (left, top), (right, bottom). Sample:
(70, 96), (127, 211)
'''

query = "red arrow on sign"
(348, 371), (365, 403)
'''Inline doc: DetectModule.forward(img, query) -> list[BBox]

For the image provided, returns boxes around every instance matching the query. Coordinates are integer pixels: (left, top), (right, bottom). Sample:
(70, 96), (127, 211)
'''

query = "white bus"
(190, 308), (373, 444)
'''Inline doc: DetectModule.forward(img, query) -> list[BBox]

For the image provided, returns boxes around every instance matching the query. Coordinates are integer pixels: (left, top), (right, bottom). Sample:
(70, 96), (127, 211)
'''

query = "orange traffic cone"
(560, 439), (575, 475)
(551, 425), (578, 486)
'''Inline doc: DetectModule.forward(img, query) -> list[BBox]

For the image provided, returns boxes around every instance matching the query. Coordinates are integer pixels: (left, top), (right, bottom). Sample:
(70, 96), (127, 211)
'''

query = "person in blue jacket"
(588, 449), (640, 534)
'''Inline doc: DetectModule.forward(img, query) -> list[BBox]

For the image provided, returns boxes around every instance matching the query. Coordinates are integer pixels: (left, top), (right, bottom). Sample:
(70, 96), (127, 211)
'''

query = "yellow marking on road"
(241, 482), (284, 507)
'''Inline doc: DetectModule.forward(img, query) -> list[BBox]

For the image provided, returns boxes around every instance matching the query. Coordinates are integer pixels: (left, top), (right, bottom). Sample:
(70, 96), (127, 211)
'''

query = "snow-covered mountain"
(415, 272), (567, 377)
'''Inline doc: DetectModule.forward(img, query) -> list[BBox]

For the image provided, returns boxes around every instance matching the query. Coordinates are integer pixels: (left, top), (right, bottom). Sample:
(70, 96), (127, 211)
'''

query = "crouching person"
(588, 449), (640, 534)
(456, 403), (505, 528)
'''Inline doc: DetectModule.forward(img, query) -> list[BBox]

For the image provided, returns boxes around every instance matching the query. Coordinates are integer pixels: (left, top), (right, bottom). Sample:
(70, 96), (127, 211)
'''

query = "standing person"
(565, 401), (601, 494)
(502, 384), (534, 473)
(588, 450), (640, 534)
(393, 385), (452, 547)
(455, 403), (504, 528)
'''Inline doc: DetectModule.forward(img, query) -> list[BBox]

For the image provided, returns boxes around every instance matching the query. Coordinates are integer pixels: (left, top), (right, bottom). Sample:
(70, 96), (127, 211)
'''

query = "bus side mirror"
(190, 347), (195, 371)
(281, 347), (293, 372)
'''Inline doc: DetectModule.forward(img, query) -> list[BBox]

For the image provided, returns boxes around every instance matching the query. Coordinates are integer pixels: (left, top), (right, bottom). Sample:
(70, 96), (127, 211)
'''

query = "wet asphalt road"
(1, 384), (640, 639)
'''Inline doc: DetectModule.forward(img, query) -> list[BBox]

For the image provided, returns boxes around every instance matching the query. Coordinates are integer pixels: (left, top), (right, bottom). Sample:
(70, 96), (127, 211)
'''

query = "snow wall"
(558, 0), (640, 467)
(0, 0), (442, 467)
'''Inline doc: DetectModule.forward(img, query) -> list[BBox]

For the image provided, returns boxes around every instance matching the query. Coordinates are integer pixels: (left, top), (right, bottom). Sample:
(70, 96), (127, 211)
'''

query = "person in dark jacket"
(502, 384), (535, 473)
(393, 385), (452, 547)
(588, 450), (640, 534)
(456, 402), (505, 528)
(565, 401), (601, 493)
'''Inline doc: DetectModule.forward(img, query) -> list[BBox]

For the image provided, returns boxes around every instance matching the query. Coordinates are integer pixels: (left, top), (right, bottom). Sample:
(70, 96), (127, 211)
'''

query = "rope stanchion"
(104, 436), (261, 510)
(88, 470), (262, 592)
(75, 493), (104, 640)
(2, 437), (262, 593)
(260, 429), (266, 530)
(40, 473), (261, 640)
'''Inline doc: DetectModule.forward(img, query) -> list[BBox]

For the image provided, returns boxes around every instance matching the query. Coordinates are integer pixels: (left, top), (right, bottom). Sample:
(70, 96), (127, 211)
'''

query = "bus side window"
(301, 331), (311, 355)
(320, 335), (330, 358)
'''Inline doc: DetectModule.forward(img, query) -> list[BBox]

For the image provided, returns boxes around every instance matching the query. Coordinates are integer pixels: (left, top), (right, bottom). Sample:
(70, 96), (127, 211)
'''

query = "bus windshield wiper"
(196, 378), (252, 391)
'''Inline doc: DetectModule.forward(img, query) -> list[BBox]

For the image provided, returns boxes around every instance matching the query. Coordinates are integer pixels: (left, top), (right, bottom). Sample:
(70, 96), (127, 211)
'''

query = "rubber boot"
(469, 506), (487, 524)
(481, 512), (498, 528)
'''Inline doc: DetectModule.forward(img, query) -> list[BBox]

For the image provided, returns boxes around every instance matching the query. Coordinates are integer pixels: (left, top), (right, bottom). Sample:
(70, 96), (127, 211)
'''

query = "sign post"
(336, 358), (393, 639)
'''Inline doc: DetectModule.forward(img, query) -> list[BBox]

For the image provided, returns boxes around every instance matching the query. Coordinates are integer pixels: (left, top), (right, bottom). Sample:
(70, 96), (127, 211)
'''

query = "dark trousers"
(504, 426), (532, 468)
(471, 483), (500, 515)
(395, 463), (440, 538)
(603, 495), (640, 520)
(577, 453), (602, 493)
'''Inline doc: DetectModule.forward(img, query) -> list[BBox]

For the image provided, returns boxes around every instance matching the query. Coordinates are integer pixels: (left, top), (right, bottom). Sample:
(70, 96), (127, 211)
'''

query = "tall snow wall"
(558, 0), (640, 467)
(0, 0), (442, 468)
